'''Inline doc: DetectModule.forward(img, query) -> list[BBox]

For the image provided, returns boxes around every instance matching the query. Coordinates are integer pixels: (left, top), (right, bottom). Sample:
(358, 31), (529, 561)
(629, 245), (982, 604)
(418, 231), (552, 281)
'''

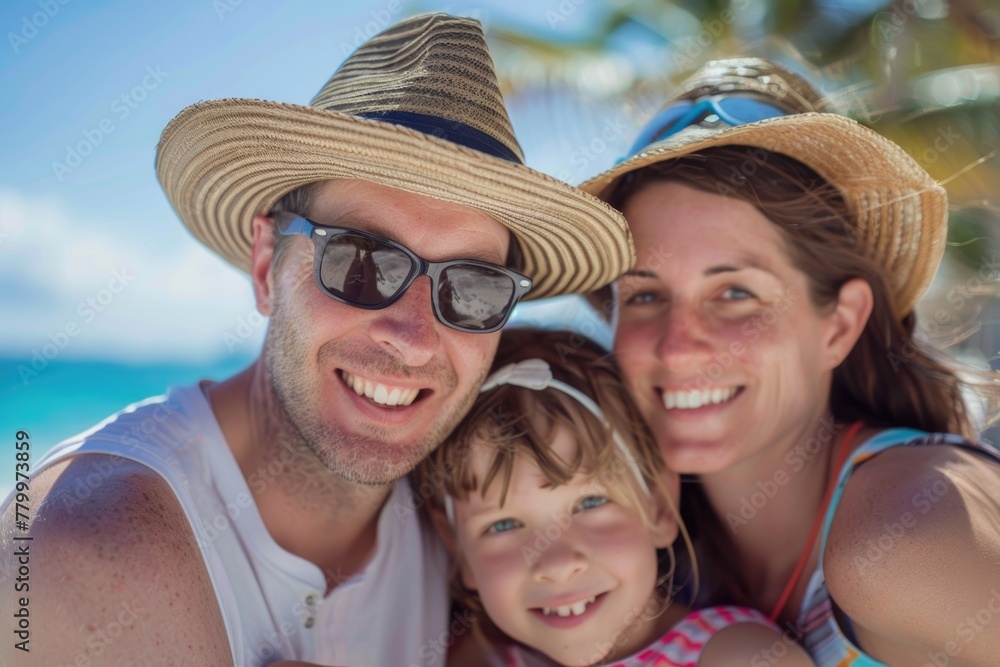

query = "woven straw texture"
(156, 13), (633, 299)
(580, 59), (947, 318)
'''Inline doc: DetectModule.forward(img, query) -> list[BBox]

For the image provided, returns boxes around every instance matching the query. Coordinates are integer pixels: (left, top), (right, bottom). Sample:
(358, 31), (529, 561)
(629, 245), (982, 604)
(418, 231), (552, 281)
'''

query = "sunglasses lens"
(715, 97), (787, 124)
(320, 235), (414, 306)
(627, 97), (788, 157)
(437, 264), (516, 331)
(627, 102), (694, 154)
(315, 228), (521, 332)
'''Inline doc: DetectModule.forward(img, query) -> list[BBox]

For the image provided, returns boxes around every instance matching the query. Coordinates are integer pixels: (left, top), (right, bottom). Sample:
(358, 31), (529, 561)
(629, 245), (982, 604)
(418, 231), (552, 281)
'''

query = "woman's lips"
(660, 386), (743, 411)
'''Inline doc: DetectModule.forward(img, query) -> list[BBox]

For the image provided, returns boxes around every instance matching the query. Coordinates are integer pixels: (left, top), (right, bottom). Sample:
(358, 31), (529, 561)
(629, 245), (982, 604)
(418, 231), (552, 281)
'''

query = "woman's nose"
(653, 303), (715, 370)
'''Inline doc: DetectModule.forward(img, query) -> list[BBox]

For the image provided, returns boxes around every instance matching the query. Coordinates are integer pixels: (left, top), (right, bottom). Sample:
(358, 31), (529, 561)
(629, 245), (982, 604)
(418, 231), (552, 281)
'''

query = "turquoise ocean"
(0, 355), (256, 500)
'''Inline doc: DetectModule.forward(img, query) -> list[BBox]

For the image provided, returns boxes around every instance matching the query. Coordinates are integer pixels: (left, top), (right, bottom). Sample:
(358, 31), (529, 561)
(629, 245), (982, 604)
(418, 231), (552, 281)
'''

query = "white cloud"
(0, 188), (265, 363)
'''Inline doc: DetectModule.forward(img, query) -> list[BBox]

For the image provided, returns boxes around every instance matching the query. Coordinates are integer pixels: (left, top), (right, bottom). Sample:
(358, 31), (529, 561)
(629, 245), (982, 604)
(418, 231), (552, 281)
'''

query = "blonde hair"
(414, 328), (696, 649)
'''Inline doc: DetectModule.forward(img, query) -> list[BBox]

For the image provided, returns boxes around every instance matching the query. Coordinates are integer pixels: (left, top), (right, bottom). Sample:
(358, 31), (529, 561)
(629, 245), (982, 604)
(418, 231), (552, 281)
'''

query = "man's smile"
(339, 370), (425, 407)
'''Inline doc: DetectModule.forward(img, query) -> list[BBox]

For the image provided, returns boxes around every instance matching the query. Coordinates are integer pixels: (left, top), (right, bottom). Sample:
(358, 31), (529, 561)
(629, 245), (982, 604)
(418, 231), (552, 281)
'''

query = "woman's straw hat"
(156, 13), (633, 299)
(581, 58), (947, 317)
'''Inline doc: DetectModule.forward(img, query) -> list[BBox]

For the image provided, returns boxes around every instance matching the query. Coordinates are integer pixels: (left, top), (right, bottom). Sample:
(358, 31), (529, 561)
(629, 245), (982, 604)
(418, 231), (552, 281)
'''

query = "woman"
(581, 58), (1000, 666)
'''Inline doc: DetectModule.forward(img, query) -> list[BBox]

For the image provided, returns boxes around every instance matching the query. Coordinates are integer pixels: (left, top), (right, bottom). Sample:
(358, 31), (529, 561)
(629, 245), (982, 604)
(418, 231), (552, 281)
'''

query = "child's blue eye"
(487, 518), (521, 534)
(722, 286), (754, 300)
(577, 496), (609, 511)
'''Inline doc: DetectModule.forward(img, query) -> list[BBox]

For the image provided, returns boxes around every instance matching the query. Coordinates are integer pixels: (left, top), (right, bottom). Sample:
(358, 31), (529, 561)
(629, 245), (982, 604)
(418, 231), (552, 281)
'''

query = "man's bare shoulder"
(1, 454), (231, 666)
(698, 621), (815, 667)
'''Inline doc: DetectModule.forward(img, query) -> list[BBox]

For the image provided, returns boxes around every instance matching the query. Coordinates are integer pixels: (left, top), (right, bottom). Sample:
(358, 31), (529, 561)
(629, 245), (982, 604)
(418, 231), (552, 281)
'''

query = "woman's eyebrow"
(704, 259), (780, 279)
(621, 269), (658, 279)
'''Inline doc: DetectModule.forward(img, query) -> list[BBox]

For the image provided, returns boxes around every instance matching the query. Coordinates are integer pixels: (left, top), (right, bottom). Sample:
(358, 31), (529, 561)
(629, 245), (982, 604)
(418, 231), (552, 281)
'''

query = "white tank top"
(10, 383), (451, 666)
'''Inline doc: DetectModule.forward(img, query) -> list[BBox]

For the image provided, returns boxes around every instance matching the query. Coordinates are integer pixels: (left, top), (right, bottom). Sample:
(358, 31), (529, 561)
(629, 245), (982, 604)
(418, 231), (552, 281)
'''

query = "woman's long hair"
(608, 146), (999, 604)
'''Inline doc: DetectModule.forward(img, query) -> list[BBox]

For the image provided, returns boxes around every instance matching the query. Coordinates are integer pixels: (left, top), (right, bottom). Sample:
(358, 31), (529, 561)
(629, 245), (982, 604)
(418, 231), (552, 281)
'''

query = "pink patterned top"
(506, 605), (777, 666)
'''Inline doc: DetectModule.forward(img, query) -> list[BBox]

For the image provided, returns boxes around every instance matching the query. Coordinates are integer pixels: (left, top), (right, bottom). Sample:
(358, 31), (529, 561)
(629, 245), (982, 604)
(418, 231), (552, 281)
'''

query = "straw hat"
(580, 58), (948, 318)
(156, 13), (632, 300)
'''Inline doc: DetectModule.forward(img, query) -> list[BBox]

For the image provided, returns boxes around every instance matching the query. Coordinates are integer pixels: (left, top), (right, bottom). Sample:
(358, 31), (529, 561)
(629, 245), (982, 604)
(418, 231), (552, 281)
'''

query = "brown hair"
(268, 182), (321, 269)
(414, 328), (694, 648)
(609, 146), (1000, 604)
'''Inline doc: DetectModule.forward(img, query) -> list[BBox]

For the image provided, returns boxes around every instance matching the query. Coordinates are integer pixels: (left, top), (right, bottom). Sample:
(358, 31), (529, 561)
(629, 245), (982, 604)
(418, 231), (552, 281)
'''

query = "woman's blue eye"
(722, 286), (754, 300)
(625, 291), (660, 306)
(487, 518), (521, 534)
(577, 496), (609, 511)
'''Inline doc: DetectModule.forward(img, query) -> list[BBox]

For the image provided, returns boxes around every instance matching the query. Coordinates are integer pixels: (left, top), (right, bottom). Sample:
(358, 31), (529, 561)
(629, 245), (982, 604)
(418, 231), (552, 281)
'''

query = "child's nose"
(531, 536), (589, 584)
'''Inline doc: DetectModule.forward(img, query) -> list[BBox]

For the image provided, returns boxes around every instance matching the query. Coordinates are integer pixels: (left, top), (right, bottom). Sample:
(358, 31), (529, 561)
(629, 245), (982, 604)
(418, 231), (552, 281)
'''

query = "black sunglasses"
(273, 212), (532, 333)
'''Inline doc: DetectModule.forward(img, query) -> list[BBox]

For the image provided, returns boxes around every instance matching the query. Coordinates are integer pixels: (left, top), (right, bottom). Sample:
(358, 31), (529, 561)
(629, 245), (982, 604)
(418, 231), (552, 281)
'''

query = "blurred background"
(1, 0), (998, 497)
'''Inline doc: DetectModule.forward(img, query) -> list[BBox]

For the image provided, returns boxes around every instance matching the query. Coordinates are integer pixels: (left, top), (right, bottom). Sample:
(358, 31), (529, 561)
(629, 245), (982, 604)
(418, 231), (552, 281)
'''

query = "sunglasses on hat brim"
(273, 212), (532, 334)
(625, 94), (790, 157)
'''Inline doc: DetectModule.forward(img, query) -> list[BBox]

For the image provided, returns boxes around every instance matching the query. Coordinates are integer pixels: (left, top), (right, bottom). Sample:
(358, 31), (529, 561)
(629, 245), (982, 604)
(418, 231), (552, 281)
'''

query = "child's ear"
(427, 501), (458, 556)
(459, 556), (477, 592)
(426, 500), (478, 591)
(649, 475), (681, 549)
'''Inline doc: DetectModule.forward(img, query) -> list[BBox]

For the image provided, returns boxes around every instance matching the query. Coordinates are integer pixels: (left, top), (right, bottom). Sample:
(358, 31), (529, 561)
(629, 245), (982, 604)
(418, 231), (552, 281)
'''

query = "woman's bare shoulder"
(823, 438), (1000, 662)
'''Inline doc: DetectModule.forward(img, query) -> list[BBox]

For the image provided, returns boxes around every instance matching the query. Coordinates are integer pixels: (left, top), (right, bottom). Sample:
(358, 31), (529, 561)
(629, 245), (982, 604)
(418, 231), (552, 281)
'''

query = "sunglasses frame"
(626, 93), (790, 156)
(272, 211), (532, 333)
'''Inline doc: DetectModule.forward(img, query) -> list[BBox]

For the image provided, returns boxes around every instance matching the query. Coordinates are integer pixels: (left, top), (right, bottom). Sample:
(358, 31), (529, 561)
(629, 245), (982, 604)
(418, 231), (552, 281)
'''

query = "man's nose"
(368, 277), (441, 367)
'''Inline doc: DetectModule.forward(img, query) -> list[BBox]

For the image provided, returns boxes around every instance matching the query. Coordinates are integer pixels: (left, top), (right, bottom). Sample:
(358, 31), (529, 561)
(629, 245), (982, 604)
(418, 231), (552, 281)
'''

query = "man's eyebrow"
(323, 212), (395, 239)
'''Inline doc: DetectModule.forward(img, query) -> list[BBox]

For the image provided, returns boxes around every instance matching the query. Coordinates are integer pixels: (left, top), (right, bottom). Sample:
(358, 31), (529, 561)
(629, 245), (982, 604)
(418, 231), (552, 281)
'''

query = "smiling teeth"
(542, 596), (596, 617)
(341, 371), (419, 406)
(663, 387), (737, 410)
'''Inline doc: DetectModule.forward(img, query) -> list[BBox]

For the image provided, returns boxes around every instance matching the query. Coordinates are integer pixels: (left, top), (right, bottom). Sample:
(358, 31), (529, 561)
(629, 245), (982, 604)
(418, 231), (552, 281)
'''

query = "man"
(0, 13), (631, 667)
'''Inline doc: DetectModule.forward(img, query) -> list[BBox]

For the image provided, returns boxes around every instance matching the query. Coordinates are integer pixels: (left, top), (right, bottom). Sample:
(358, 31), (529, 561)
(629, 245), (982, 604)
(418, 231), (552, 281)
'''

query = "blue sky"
(0, 0), (630, 370)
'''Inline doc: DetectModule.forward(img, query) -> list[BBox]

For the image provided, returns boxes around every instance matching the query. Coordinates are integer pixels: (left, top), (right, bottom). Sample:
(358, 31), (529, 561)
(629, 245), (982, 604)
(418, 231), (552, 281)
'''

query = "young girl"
(416, 328), (815, 666)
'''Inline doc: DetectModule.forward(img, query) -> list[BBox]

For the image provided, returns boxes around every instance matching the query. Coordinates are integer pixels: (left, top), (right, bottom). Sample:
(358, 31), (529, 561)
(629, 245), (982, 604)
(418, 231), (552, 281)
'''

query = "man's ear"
(250, 214), (277, 317)
(822, 277), (874, 370)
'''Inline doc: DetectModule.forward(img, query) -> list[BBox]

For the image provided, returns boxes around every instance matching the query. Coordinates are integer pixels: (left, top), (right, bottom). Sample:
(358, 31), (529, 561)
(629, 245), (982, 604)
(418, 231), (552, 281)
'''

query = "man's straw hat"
(581, 58), (947, 318)
(156, 13), (632, 299)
